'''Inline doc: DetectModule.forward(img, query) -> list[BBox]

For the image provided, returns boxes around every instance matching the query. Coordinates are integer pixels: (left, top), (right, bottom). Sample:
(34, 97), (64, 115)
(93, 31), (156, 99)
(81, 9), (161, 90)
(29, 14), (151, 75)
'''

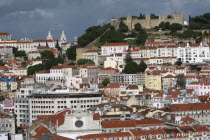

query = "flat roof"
(28, 93), (102, 98)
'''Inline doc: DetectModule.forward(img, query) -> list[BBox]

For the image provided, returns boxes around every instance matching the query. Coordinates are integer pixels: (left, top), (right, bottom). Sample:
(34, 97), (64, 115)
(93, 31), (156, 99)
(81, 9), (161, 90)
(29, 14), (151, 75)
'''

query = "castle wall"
(111, 13), (184, 30)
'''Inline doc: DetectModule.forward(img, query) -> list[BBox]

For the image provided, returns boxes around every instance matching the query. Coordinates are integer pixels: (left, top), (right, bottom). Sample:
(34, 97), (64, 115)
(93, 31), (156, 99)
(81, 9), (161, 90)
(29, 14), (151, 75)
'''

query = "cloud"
(0, 0), (13, 7)
(10, 9), (54, 18)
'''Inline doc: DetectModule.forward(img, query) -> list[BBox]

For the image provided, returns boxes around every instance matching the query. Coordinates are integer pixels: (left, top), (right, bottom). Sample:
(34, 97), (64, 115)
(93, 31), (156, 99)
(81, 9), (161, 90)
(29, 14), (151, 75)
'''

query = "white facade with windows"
(28, 92), (102, 123)
(177, 43), (210, 63)
(101, 43), (129, 56)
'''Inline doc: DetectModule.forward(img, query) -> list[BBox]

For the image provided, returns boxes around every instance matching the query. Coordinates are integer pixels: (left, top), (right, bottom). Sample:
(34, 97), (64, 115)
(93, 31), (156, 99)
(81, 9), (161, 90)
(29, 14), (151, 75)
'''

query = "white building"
(177, 43), (210, 63)
(83, 50), (99, 66)
(28, 91), (102, 123)
(101, 43), (129, 56)
(35, 65), (78, 84)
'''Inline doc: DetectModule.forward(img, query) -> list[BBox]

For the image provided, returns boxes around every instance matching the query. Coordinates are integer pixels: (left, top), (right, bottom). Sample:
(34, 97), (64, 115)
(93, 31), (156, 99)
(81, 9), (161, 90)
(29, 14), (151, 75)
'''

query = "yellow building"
(145, 71), (162, 90)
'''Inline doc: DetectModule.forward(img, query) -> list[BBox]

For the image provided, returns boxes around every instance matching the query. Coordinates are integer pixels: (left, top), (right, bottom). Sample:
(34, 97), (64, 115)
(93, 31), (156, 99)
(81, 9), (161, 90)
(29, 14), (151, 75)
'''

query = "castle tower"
(60, 30), (67, 43)
(47, 30), (53, 40)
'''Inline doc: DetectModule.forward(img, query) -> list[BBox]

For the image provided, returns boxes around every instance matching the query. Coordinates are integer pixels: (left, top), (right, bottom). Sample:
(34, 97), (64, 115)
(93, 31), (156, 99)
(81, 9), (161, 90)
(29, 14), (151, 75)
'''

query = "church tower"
(60, 31), (67, 43)
(74, 36), (78, 45)
(47, 30), (53, 40)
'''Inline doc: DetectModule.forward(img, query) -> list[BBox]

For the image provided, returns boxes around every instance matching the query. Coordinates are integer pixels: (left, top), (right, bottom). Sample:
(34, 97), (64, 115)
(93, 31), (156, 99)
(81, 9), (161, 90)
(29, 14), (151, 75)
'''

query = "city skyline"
(0, 0), (210, 41)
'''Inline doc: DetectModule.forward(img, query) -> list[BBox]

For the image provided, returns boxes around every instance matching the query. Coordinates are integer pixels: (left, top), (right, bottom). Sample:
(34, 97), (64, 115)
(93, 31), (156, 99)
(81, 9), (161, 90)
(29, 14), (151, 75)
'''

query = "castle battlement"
(111, 13), (184, 30)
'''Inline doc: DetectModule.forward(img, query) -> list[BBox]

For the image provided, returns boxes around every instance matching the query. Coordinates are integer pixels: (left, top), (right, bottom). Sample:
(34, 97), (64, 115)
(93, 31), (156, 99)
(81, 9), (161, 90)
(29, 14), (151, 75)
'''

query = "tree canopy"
(176, 74), (186, 88)
(189, 13), (210, 29)
(135, 29), (148, 45)
(138, 60), (147, 72)
(0, 60), (5, 66)
(123, 61), (139, 74)
(102, 79), (110, 86)
(77, 24), (111, 47)
(174, 59), (182, 66)
(100, 30), (124, 43)
(66, 46), (77, 60)
(77, 59), (95, 65)
(119, 22), (128, 32)
(40, 50), (55, 59)
(134, 23), (142, 31)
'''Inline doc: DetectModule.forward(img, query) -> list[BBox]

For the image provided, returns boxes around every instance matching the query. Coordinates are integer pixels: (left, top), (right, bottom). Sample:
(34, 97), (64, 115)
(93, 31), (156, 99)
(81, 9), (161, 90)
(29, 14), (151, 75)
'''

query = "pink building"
(187, 81), (210, 96)
(3, 99), (15, 113)
(104, 83), (123, 96)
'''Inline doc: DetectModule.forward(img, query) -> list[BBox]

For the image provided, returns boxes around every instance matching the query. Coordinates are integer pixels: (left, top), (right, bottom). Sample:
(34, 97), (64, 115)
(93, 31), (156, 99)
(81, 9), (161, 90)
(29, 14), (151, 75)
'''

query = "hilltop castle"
(111, 13), (184, 30)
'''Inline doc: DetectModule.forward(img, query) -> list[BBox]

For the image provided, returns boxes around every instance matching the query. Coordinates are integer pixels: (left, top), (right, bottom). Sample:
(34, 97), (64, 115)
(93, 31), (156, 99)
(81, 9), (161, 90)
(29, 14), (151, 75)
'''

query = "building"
(145, 71), (162, 90)
(187, 81), (210, 96)
(110, 73), (145, 86)
(101, 43), (129, 56)
(0, 33), (11, 41)
(28, 91), (102, 123)
(35, 65), (77, 84)
(177, 43), (210, 63)
(98, 67), (119, 83)
(83, 50), (99, 66)
(14, 83), (49, 127)
(0, 112), (16, 134)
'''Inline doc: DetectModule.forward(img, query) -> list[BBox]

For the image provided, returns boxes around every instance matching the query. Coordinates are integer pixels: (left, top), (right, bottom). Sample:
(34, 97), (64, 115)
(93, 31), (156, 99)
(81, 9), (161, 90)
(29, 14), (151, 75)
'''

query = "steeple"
(47, 30), (53, 40)
(60, 30), (67, 43)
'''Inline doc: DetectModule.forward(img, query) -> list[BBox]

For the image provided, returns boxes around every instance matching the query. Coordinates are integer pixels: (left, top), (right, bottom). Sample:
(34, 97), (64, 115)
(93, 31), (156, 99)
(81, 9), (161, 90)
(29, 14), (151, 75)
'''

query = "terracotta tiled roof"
(0, 33), (10, 36)
(181, 116), (196, 124)
(163, 74), (176, 78)
(106, 83), (121, 88)
(126, 85), (138, 90)
(102, 42), (129, 47)
(30, 125), (51, 139)
(101, 67), (118, 71)
(50, 135), (74, 140)
(102, 119), (164, 128)
(85, 50), (98, 53)
(77, 132), (132, 139)
(170, 102), (210, 112)
(93, 113), (100, 120)
(37, 110), (71, 127)
(51, 65), (76, 69)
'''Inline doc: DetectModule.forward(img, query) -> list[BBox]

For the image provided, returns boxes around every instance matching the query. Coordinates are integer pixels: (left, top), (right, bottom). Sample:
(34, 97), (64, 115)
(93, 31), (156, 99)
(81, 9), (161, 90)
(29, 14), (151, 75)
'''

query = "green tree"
(55, 40), (61, 51)
(150, 13), (159, 19)
(119, 22), (128, 32)
(14, 50), (26, 58)
(43, 57), (64, 70)
(169, 23), (183, 32)
(176, 74), (186, 88)
(78, 24), (111, 47)
(102, 79), (110, 86)
(125, 46), (132, 63)
(77, 59), (95, 65)
(100, 30), (124, 43)
(123, 61), (139, 74)
(21, 62), (27, 67)
(134, 23), (142, 31)
(40, 50), (55, 59)
(66, 46), (77, 60)
(174, 58), (182, 66)
(138, 60), (147, 72)
(68, 62), (76, 65)
(27, 64), (45, 75)
(0, 59), (5, 66)
(46, 41), (49, 47)
(0, 96), (5, 101)
(135, 29), (148, 45)
(12, 47), (18, 54)
(157, 22), (170, 31)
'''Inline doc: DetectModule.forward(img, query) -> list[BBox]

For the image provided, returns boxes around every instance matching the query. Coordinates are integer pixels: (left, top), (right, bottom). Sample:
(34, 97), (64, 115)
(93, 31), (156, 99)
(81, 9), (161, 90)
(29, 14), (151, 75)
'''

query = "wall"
(111, 13), (184, 30)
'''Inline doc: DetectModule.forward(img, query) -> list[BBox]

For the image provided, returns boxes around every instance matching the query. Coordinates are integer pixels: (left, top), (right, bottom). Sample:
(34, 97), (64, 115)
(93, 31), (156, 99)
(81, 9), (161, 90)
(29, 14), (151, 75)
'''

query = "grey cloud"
(0, 0), (209, 41)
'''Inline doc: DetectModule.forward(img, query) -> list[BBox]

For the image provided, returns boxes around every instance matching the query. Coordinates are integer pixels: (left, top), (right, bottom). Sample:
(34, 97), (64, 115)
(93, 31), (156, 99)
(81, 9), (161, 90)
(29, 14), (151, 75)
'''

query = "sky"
(0, 0), (210, 42)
